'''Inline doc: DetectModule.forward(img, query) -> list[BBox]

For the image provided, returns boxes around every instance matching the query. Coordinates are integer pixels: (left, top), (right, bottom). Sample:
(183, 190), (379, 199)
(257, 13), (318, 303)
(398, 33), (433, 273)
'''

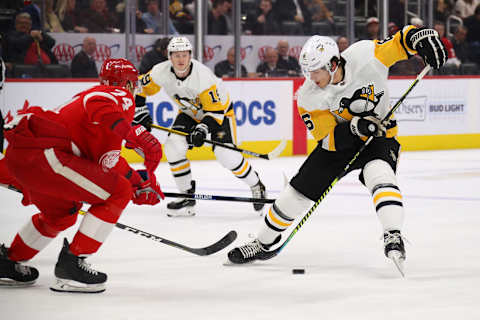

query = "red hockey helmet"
(99, 58), (138, 88)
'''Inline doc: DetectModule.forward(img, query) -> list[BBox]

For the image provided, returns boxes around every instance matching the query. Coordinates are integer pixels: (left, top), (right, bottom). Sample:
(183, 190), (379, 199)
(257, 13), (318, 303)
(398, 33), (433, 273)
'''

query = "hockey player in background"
(0, 59), (164, 293)
(134, 36), (267, 217)
(227, 26), (447, 273)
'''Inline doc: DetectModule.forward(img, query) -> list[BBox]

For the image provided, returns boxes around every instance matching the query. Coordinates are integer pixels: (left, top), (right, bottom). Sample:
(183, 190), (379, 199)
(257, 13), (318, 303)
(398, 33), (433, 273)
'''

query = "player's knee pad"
(214, 144), (243, 169)
(362, 159), (397, 193)
(35, 212), (77, 236)
(164, 134), (188, 163)
(274, 184), (314, 219)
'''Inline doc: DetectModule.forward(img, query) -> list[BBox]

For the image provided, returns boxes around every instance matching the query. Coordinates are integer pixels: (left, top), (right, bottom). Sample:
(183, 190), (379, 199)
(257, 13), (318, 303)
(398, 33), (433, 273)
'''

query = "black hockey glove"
(132, 95), (153, 131)
(406, 27), (447, 70)
(189, 123), (208, 147)
(350, 116), (386, 138)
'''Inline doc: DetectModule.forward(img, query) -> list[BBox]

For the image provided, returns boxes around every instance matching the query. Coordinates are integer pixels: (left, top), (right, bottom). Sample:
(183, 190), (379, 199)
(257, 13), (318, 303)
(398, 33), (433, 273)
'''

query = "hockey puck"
(292, 268), (305, 274)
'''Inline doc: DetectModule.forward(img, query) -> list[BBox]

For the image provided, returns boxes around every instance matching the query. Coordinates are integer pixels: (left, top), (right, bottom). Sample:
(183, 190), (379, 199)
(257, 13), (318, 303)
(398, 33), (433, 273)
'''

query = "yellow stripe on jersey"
(198, 84), (230, 112)
(138, 72), (161, 97)
(374, 25), (417, 68)
(298, 107), (337, 142)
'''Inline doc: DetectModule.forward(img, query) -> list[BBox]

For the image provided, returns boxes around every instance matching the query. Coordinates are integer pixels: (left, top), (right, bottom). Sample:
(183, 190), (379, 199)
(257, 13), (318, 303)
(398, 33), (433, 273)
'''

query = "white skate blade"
(166, 207), (196, 217)
(50, 278), (105, 293)
(388, 251), (405, 277)
(0, 278), (36, 287)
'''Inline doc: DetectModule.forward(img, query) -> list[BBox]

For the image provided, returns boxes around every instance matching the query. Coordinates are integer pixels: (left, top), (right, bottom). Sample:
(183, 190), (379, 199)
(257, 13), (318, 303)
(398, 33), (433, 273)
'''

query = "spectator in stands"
(434, 20), (461, 72)
(139, 37), (169, 74)
(70, 36), (98, 78)
(464, 5), (480, 64)
(57, 0), (88, 33)
(256, 47), (286, 77)
(388, 22), (399, 36)
(389, 0), (405, 28)
(214, 47), (248, 78)
(80, 0), (117, 33)
(208, 0), (231, 35)
(6, 12), (58, 65)
(435, 0), (454, 22)
(45, 0), (64, 32)
(389, 56), (425, 76)
(276, 40), (300, 76)
(451, 25), (472, 63)
(116, 1), (148, 33)
(362, 17), (380, 40)
(244, 0), (279, 35)
(305, 0), (334, 24)
(169, 0), (193, 34)
(142, 0), (178, 35)
(455, 0), (479, 19)
(20, 0), (42, 30)
(410, 16), (424, 27)
(274, 0), (312, 34)
(337, 36), (349, 53)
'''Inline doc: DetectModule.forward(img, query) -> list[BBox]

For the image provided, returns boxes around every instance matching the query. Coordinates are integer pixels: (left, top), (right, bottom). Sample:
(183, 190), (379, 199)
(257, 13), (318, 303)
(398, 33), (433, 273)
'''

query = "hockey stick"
(1, 184), (237, 256)
(151, 124), (287, 160)
(163, 191), (275, 204)
(263, 65), (431, 259)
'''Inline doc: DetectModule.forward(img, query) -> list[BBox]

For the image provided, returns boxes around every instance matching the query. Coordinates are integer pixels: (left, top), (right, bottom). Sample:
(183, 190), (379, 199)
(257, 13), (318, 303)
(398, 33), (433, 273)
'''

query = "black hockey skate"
(251, 179), (267, 211)
(384, 230), (406, 277)
(227, 235), (281, 264)
(166, 180), (196, 217)
(0, 244), (39, 286)
(50, 238), (107, 293)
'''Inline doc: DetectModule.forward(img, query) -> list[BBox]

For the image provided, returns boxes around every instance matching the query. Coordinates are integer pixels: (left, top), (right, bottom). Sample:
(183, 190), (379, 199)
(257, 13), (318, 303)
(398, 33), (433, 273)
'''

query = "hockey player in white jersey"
(135, 37), (266, 217)
(227, 26), (447, 273)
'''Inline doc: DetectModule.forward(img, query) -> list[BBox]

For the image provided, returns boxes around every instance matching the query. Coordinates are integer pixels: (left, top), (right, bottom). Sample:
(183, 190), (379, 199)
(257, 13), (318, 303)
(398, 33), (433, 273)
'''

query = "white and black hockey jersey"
(297, 25), (419, 151)
(137, 58), (233, 125)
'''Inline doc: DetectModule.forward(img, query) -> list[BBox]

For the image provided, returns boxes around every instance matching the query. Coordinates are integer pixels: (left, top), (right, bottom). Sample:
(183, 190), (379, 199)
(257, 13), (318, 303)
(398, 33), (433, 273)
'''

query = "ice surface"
(1, 149), (480, 320)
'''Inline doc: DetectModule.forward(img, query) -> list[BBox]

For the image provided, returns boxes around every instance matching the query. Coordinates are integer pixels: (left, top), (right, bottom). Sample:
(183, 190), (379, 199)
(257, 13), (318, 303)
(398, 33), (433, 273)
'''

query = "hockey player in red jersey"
(0, 58), (164, 293)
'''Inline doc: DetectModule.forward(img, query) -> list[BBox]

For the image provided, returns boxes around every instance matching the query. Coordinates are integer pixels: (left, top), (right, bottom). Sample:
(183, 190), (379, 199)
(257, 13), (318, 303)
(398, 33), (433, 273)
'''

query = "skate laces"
(238, 239), (264, 258)
(14, 263), (32, 276)
(251, 182), (265, 199)
(383, 231), (410, 246)
(78, 258), (99, 275)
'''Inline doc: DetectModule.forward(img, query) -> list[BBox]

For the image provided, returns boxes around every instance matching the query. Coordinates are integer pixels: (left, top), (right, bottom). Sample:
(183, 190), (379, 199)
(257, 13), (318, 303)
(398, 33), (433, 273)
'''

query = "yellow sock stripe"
(373, 191), (402, 204)
(268, 208), (292, 228)
(170, 162), (190, 172)
(232, 161), (249, 176)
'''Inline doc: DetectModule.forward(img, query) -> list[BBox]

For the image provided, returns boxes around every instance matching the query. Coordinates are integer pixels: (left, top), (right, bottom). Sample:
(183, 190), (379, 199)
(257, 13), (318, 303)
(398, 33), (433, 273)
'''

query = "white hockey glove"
(350, 116), (386, 138)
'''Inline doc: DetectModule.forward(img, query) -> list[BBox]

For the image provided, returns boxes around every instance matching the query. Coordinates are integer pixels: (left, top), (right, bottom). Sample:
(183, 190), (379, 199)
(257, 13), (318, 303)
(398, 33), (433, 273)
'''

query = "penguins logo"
(338, 84), (384, 118)
(174, 94), (202, 111)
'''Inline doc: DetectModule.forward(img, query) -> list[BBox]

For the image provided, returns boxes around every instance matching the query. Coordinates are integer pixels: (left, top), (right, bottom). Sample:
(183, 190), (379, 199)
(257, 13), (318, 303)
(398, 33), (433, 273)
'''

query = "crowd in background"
(1, 0), (479, 78)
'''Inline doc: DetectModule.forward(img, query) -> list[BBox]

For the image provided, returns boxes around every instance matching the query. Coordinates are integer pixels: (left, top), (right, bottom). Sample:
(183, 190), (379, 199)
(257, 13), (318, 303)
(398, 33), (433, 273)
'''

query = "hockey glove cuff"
(126, 125), (163, 172)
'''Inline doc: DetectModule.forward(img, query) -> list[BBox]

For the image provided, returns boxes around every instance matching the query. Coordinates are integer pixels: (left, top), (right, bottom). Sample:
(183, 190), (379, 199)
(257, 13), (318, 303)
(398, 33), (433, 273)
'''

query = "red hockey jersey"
(25, 85), (135, 172)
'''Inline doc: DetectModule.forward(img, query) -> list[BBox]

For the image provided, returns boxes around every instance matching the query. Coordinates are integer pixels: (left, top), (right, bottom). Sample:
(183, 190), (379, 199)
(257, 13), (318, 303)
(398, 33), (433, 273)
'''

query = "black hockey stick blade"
(115, 222), (237, 256)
